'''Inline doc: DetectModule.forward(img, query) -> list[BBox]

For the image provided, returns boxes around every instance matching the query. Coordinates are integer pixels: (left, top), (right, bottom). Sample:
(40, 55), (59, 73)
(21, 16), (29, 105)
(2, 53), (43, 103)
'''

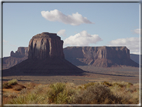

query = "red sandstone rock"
(28, 32), (64, 59)
(10, 47), (28, 57)
(64, 46), (139, 67)
(3, 32), (83, 76)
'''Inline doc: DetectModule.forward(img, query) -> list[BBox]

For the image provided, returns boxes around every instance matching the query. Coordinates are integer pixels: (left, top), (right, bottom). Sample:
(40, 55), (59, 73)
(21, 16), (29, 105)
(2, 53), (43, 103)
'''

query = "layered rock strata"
(3, 47), (28, 69)
(3, 32), (83, 76)
(10, 47), (28, 58)
(28, 32), (64, 59)
(64, 46), (139, 67)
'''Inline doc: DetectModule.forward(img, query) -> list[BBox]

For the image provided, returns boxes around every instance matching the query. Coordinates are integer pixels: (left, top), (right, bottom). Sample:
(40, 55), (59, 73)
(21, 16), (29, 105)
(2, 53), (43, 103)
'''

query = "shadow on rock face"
(3, 58), (86, 76)
(3, 32), (85, 77)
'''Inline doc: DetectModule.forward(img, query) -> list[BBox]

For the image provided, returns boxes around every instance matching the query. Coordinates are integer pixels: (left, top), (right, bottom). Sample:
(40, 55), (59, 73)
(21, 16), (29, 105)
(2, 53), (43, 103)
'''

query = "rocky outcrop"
(3, 32), (83, 76)
(2, 47), (28, 69)
(2, 45), (140, 70)
(2, 57), (27, 70)
(10, 47), (28, 58)
(28, 32), (64, 59)
(64, 46), (139, 67)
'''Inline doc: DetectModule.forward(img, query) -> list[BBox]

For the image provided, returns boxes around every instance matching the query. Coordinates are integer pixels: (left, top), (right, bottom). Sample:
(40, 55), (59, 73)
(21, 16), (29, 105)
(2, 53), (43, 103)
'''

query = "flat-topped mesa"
(64, 46), (137, 67)
(64, 46), (130, 59)
(92, 46), (130, 59)
(28, 32), (64, 59)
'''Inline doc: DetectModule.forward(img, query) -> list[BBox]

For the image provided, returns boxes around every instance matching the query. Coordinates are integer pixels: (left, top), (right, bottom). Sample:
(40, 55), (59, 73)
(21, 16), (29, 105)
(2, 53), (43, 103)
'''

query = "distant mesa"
(3, 32), (84, 76)
(64, 46), (139, 67)
(2, 33), (139, 70)
(11, 47), (28, 58)
(3, 47), (28, 69)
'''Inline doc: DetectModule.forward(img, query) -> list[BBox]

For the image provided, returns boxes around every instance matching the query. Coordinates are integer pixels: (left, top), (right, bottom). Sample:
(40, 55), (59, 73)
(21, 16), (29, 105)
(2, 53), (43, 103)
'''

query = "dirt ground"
(2, 66), (140, 85)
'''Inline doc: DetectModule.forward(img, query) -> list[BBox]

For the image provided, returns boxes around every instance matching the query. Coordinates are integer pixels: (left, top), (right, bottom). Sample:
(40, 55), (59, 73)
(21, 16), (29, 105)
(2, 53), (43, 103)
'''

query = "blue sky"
(2, 2), (140, 57)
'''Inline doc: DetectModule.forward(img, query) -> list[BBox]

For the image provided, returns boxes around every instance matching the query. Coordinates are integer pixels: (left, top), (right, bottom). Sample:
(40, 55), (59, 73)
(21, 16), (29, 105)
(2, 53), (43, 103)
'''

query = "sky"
(2, 2), (141, 57)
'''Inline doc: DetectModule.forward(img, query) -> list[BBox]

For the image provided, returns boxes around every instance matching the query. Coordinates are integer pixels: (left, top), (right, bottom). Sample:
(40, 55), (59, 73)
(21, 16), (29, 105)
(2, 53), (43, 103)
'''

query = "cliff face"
(2, 46), (139, 69)
(10, 47), (28, 57)
(64, 46), (138, 67)
(3, 47), (28, 69)
(3, 32), (83, 76)
(28, 32), (64, 59)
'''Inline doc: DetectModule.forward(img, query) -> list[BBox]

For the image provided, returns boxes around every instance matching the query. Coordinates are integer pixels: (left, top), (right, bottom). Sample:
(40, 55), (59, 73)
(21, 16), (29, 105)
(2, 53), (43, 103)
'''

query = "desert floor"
(2, 66), (140, 85)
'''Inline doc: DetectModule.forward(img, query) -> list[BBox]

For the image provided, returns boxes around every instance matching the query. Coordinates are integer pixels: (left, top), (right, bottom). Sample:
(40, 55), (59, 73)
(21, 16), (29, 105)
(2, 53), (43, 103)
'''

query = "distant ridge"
(64, 46), (139, 67)
(2, 46), (139, 69)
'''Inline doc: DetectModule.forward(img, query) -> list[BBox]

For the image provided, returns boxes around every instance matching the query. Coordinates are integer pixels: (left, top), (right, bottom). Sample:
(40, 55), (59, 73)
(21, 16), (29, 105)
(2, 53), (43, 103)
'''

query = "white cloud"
(134, 29), (141, 34)
(64, 31), (102, 46)
(41, 9), (93, 26)
(108, 37), (140, 54)
(57, 29), (66, 36)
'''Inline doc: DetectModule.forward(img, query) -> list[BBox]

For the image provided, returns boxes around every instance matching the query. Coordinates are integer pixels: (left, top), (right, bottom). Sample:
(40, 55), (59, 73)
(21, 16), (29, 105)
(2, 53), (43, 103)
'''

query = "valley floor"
(2, 66), (141, 105)
(2, 66), (140, 85)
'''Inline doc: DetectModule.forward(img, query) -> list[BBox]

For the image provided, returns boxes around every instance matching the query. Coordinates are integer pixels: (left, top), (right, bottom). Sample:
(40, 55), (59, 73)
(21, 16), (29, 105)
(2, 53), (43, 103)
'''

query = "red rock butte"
(28, 32), (64, 59)
(3, 32), (84, 76)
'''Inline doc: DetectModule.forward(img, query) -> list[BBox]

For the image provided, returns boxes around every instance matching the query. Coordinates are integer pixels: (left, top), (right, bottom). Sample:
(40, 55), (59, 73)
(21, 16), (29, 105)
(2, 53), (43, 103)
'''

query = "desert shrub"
(47, 82), (77, 104)
(25, 82), (36, 89)
(9, 84), (49, 104)
(101, 81), (112, 87)
(3, 79), (18, 89)
(112, 82), (124, 88)
(5, 81), (139, 104)
(57, 85), (76, 104)
(72, 84), (122, 104)
(3, 92), (17, 98)
(83, 82), (96, 89)
(19, 88), (28, 95)
(3, 82), (10, 89)
(10, 96), (27, 104)
(48, 82), (66, 103)
(8, 79), (18, 86)
(126, 82), (133, 88)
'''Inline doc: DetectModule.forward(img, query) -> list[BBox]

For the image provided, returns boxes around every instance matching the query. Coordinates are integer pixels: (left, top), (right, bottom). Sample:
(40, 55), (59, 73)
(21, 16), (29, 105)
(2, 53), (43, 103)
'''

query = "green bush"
(9, 85), (49, 104)
(83, 82), (96, 89)
(5, 81), (138, 104)
(112, 82), (124, 88)
(72, 84), (122, 104)
(56, 85), (76, 104)
(47, 82), (77, 104)
(8, 79), (18, 86)
(48, 82), (66, 103)
(3, 79), (18, 89)
(126, 82), (133, 88)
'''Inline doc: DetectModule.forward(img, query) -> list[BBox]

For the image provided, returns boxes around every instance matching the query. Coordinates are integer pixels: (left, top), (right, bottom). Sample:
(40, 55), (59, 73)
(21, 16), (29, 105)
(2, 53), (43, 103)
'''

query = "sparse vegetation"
(8, 79), (18, 86)
(3, 79), (18, 89)
(2, 79), (140, 104)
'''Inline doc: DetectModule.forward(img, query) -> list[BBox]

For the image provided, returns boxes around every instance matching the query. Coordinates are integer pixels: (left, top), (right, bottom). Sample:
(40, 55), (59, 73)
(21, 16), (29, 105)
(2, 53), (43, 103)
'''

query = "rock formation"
(28, 32), (64, 59)
(3, 47), (28, 69)
(3, 32), (83, 76)
(10, 47), (28, 58)
(64, 46), (139, 67)
(2, 45), (140, 69)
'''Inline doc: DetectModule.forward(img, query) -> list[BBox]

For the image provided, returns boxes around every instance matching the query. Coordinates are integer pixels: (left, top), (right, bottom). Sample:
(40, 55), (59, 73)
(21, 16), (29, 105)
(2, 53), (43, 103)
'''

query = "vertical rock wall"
(28, 32), (64, 59)
(64, 46), (138, 67)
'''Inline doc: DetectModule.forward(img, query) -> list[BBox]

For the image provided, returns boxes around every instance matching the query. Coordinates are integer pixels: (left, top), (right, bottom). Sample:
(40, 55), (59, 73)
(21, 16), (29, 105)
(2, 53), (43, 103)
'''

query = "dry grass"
(2, 80), (140, 104)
